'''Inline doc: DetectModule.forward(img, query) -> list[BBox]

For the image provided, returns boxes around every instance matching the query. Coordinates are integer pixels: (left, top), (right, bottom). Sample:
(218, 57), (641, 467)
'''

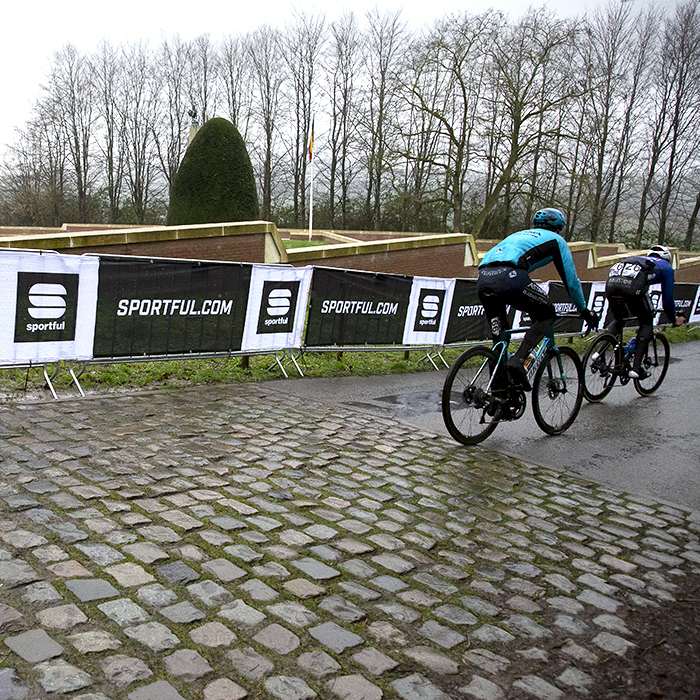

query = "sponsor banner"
(92, 255), (251, 358)
(671, 283), (697, 325)
(444, 279), (493, 344)
(648, 281), (694, 325)
(549, 281), (586, 335)
(241, 265), (313, 352)
(586, 281), (610, 331)
(304, 267), (412, 347)
(402, 277), (455, 346)
(648, 283), (663, 326)
(689, 285), (700, 324)
(0, 251), (98, 364)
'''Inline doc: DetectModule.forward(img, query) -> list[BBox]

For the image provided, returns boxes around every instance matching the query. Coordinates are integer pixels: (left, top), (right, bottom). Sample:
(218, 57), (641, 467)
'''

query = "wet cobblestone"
(0, 383), (699, 698)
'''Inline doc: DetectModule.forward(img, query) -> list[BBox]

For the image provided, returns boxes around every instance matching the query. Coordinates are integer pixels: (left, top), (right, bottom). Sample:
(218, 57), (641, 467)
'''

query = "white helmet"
(648, 245), (672, 264)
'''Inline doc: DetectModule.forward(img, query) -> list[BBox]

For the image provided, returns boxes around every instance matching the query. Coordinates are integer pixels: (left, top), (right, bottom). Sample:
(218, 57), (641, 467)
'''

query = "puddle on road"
(344, 392), (440, 416)
(375, 391), (441, 408)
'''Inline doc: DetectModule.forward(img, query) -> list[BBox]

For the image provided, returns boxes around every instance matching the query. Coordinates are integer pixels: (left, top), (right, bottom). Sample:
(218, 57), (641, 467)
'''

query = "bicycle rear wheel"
(532, 346), (583, 435)
(582, 332), (618, 403)
(634, 332), (670, 396)
(442, 347), (500, 445)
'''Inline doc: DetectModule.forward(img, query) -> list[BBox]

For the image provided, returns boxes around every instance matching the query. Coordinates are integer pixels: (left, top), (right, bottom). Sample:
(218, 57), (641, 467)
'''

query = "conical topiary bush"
(166, 117), (259, 225)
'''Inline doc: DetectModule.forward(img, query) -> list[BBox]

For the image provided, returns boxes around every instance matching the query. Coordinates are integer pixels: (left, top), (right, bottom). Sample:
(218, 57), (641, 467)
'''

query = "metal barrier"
(0, 249), (697, 399)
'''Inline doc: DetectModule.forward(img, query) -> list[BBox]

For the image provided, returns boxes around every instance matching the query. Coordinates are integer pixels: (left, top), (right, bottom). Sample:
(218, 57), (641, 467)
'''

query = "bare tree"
(1, 107), (69, 226)
(45, 44), (97, 222)
(188, 34), (220, 124)
(685, 182), (700, 249)
(119, 42), (161, 223)
(393, 45), (443, 232)
(404, 11), (495, 233)
(634, 1), (700, 247)
(582, 3), (632, 241)
(326, 12), (361, 229)
(221, 34), (254, 137)
(360, 9), (406, 230)
(605, 8), (657, 243)
(471, 9), (582, 239)
(282, 11), (326, 228)
(92, 40), (127, 223)
(152, 35), (191, 192)
(656, 1), (700, 246)
(248, 26), (285, 221)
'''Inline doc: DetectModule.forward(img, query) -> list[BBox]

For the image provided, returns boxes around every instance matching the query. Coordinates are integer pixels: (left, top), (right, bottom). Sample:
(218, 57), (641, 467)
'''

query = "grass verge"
(1, 324), (697, 401)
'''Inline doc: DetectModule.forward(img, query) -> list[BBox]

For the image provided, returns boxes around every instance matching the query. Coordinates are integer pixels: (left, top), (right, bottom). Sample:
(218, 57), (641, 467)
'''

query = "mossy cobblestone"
(0, 384), (698, 699)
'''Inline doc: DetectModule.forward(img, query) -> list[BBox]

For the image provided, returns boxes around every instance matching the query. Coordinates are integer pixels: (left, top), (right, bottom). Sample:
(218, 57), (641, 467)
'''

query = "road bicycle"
(441, 314), (586, 445)
(581, 325), (670, 402)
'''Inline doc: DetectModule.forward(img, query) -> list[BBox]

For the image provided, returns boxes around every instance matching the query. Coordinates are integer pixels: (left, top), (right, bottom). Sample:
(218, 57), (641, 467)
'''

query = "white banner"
(240, 265), (313, 352)
(648, 282), (663, 325)
(0, 251), (99, 364)
(402, 277), (455, 345)
(690, 286), (700, 324)
(587, 281), (609, 331)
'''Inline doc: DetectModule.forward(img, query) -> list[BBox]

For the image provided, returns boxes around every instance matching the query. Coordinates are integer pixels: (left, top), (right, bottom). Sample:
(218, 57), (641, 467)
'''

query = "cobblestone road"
(1, 383), (699, 700)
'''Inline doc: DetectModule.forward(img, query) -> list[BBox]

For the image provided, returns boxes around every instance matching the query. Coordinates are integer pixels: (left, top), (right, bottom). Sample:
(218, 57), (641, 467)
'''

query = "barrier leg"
(289, 350), (304, 378)
(269, 351), (289, 378)
(421, 351), (439, 370)
(68, 361), (86, 397)
(42, 363), (59, 400)
(420, 347), (448, 370)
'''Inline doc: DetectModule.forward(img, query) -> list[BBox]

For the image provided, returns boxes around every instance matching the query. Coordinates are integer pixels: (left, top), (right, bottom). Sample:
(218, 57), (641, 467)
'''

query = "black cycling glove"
(581, 308), (599, 330)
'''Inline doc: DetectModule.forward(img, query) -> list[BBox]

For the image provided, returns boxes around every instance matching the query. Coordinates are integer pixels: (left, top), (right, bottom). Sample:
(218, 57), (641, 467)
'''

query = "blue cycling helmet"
(648, 244), (672, 264)
(533, 208), (566, 233)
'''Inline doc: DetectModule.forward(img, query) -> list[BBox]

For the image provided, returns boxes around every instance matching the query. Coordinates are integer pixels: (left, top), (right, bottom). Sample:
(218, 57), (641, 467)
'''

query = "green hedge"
(167, 117), (259, 225)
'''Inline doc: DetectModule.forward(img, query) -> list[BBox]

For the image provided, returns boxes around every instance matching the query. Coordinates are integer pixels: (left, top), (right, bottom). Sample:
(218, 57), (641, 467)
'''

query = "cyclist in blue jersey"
(477, 207), (598, 390)
(602, 245), (682, 379)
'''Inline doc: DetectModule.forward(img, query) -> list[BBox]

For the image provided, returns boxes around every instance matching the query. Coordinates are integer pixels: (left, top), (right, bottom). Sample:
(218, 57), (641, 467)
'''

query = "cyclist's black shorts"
(607, 292), (654, 326)
(477, 265), (555, 327)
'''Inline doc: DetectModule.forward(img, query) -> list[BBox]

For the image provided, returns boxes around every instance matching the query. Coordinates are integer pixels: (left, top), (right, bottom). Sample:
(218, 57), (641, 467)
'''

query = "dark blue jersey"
(609, 255), (675, 320)
(479, 228), (586, 310)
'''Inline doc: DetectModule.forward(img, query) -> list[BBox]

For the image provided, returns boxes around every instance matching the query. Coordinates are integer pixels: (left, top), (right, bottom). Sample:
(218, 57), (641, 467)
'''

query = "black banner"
(93, 256), (251, 358)
(670, 283), (697, 324)
(304, 267), (412, 347)
(550, 281), (587, 335)
(444, 279), (491, 344)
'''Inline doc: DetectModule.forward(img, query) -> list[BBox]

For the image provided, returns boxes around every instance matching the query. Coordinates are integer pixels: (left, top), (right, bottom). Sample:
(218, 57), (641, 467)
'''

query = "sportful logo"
(257, 280), (300, 334)
(649, 290), (662, 311)
(413, 288), (445, 332)
(28, 283), (67, 321)
(14, 272), (79, 343)
(267, 288), (292, 317)
(591, 291), (606, 316)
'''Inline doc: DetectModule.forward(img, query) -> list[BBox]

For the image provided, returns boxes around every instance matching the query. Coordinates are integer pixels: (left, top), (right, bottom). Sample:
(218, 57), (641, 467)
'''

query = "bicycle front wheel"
(634, 332), (670, 396)
(582, 332), (618, 403)
(532, 346), (583, 435)
(442, 347), (500, 445)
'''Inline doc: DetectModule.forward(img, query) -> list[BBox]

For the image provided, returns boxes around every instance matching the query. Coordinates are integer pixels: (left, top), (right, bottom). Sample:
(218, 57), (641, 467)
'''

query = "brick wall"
(2, 220), (699, 283)
(62, 233), (266, 263)
(289, 243), (473, 278)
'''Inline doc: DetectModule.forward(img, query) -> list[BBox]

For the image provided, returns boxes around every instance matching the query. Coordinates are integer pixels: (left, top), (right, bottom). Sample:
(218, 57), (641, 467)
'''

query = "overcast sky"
(0, 0), (673, 159)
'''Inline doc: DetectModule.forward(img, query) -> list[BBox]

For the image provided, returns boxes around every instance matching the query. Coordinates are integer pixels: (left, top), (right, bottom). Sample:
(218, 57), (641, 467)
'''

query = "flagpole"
(309, 156), (314, 241)
(308, 115), (314, 241)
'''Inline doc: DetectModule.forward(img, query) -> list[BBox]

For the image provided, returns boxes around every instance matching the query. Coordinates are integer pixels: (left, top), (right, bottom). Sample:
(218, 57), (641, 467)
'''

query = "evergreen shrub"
(167, 117), (259, 225)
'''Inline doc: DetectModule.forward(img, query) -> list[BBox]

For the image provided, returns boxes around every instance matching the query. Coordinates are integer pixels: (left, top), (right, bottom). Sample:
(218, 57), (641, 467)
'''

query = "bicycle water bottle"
(624, 337), (636, 361)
